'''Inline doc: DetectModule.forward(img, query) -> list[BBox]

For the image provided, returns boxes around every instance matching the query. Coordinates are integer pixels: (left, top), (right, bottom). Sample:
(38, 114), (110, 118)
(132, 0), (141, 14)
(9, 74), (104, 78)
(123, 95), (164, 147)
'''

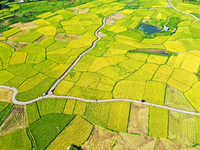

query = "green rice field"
(0, 0), (200, 149)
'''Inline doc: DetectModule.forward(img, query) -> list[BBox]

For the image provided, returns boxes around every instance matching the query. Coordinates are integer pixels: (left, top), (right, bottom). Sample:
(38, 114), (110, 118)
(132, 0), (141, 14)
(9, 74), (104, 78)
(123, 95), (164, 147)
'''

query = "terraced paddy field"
(1, 0), (200, 149)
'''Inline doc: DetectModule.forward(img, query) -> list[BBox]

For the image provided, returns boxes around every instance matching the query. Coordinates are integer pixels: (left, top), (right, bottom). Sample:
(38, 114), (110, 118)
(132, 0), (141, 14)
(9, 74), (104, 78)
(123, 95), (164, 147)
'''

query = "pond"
(129, 49), (169, 56)
(138, 24), (161, 35)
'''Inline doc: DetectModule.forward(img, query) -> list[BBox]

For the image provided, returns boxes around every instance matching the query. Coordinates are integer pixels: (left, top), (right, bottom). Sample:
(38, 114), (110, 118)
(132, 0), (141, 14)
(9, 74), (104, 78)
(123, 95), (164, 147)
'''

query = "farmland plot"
(82, 126), (117, 150)
(128, 103), (149, 135)
(47, 116), (93, 150)
(107, 101), (130, 132)
(113, 132), (156, 150)
(0, 106), (28, 136)
(149, 106), (168, 138)
(168, 111), (196, 146)
(0, 129), (31, 150)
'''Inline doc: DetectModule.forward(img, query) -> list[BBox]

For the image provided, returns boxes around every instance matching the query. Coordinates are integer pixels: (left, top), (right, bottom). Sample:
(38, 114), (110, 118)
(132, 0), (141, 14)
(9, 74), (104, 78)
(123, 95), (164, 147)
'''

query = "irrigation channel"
(0, 0), (200, 116)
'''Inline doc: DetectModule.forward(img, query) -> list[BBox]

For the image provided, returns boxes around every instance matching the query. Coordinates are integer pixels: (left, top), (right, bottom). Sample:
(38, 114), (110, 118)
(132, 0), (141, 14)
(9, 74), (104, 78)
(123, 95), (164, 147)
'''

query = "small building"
(163, 26), (169, 31)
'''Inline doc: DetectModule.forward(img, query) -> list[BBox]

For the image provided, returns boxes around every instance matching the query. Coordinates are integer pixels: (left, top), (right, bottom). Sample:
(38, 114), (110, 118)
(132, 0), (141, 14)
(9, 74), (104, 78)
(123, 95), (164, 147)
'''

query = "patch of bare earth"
(0, 34), (4, 38)
(10, 22), (37, 30)
(98, 32), (107, 37)
(15, 42), (29, 51)
(154, 138), (183, 150)
(128, 103), (149, 135)
(78, 8), (89, 14)
(72, 7), (80, 14)
(82, 126), (117, 150)
(8, 30), (29, 41)
(35, 35), (46, 43)
(0, 106), (28, 136)
(113, 132), (156, 150)
(55, 33), (81, 42)
(111, 13), (126, 20)
(1, 40), (17, 48)
(0, 88), (13, 103)
(106, 18), (116, 25)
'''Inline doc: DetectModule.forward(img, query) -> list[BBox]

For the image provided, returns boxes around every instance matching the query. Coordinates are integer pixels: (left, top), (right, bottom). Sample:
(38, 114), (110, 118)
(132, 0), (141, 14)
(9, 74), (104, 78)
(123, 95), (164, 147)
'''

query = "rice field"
(149, 106), (168, 138)
(46, 116), (93, 150)
(0, 0), (200, 148)
(107, 101), (130, 132)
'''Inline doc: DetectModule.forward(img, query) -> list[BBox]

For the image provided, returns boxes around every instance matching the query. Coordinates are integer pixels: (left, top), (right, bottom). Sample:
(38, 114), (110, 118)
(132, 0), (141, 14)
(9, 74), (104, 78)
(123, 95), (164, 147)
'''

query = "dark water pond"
(138, 24), (161, 35)
(130, 49), (169, 56)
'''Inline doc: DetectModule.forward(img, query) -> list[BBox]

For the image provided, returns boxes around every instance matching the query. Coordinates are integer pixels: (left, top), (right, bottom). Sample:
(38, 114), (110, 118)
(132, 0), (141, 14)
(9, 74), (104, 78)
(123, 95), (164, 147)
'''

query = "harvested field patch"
(0, 88), (13, 103)
(106, 18), (116, 25)
(111, 13), (126, 20)
(78, 8), (90, 14)
(15, 42), (29, 51)
(128, 103), (149, 135)
(168, 111), (196, 146)
(98, 32), (107, 37)
(82, 126), (117, 150)
(55, 33), (81, 42)
(165, 86), (195, 112)
(113, 132), (156, 150)
(155, 138), (183, 150)
(34, 35), (46, 44)
(0, 106), (28, 136)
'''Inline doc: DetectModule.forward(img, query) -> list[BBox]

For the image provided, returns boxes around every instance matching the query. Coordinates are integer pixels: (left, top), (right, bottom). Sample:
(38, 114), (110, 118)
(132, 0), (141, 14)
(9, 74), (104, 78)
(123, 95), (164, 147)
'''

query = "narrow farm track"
(167, 0), (200, 21)
(1, 85), (200, 116)
(1, 3), (200, 116)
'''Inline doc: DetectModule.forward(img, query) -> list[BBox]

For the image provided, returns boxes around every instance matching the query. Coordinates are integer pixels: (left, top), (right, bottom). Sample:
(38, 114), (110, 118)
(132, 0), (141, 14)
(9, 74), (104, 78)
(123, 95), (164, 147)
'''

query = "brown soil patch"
(8, 30), (29, 42)
(0, 88), (13, 103)
(34, 35), (46, 44)
(82, 126), (117, 150)
(15, 42), (29, 51)
(72, 8), (80, 14)
(1, 40), (17, 48)
(98, 32), (107, 37)
(155, 138), (183, 150)
(55, 33), (81, 42)
(128, 103), (149, 135)
(111, 13), (126, 20)
(106, 18), (116, 25)
(0, 106), (28, 136)
(78, 8), (90, 14)
(0, 34), (4, 38)
(10, 22), (22, 28)
(10, 22), (37, 30)
(113, 132), (156, 150)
